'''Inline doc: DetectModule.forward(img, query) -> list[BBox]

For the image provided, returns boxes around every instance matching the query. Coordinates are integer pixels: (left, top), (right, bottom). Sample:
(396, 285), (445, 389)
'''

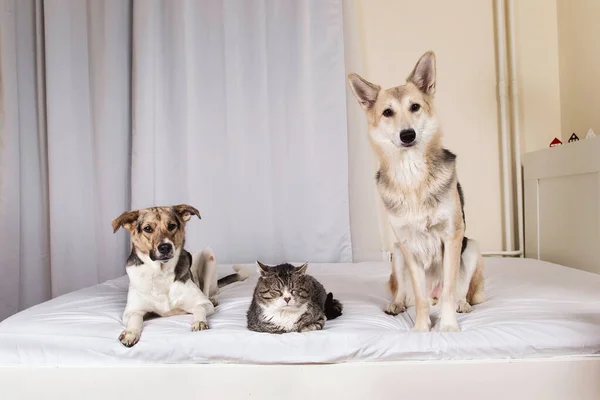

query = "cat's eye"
(382, 108), (394, 117)
(167, 222), (177, 231)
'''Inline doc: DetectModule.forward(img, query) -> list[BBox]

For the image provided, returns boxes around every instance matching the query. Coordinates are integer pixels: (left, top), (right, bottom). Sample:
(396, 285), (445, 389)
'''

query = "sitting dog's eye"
(167, 223), (177, 231)
(143, 226), (153, 233)
(410, 103), (421, 112)
(382, 108), (394, 117)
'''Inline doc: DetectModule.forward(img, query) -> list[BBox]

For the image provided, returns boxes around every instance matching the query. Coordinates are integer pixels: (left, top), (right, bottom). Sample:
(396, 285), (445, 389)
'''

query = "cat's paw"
(191, 321), (209, 331)
(119, 330), (140, 347)
(456, 300), (472, 313)
(385, 302), (405, 315)
(299, 323), (323, 333)
(430, 297), (439, 306)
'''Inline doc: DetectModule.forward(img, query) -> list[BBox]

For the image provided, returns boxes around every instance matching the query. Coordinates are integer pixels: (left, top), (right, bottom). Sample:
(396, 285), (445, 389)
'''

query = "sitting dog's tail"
(324, 292), (343, 320)
(217, 265), (250, 288)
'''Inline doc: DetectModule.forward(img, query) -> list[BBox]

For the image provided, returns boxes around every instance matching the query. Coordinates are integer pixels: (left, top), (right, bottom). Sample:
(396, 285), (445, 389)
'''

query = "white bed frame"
(2, 357), (599, 399)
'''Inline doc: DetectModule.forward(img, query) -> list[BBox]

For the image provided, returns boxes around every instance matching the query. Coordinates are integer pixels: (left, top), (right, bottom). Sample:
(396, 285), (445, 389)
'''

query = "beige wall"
(556, 0), (600, 140)
(346, 0), (563, 258)
(512, 0), (563, 151)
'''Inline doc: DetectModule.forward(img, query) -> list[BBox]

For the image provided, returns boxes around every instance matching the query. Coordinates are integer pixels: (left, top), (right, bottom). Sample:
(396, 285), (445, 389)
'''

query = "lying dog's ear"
(348, 73), (380, 110)
(112, 210), (139, 233)
(407, 51), (436, 95)
(256, 261), (270, 276)
(173, 204), (201, 222)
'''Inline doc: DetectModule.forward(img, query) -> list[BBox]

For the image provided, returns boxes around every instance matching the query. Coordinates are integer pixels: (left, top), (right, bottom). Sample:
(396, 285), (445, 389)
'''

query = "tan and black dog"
(348, 52), (484, 332)
(112, 204), (247, 346)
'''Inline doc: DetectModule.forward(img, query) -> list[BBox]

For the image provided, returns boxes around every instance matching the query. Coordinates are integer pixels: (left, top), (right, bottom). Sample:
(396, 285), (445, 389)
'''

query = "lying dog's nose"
(157, 243), (172, 254)
(399, 129), (416, 144)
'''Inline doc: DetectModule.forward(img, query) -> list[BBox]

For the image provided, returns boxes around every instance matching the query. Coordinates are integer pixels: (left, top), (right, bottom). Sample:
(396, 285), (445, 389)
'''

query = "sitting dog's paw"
(299, 323), (323, 333)
(437, 321), (461, 332)
(456, 300), (472, 313)
(411, 319), (432, 332)
(119, 330), (140, 347)
(209, 297), (219, 307)
(191, 321), (209, 331)
(385, 302), (405, 315)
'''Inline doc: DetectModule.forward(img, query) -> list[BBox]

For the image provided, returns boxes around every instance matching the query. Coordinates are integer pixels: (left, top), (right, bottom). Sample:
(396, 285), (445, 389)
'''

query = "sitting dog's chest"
(379, 186), (452, 268)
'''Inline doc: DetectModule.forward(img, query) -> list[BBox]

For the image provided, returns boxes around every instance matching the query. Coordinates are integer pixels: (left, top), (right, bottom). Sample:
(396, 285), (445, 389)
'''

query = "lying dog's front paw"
(119, 330), (140, 347)
(191, 321), (209, 331)
(456, 300), (472, 313)
(385, 302), (405, 315)
(209, 297), (219, 307)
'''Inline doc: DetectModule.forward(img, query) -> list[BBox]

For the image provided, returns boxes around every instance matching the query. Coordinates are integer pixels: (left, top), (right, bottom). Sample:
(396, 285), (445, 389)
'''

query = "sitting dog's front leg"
(119, 310), (145, 347)
(438, 234), (462, 332)
(402, 246), (431, 332)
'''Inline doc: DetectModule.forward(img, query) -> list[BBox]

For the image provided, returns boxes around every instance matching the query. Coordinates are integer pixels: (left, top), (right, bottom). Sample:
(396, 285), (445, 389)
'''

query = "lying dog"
(112, 204), (247, 347)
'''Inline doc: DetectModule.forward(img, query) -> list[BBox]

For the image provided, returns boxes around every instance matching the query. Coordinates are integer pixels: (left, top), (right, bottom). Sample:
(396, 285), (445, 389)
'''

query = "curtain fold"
(0, 0), (351, 321)
(131, 0), (351, 264)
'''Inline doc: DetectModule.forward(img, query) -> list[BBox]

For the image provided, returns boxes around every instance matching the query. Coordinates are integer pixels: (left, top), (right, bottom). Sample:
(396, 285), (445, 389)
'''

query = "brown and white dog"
(348, 51), (485, 332)
(112, 204), (247, 346)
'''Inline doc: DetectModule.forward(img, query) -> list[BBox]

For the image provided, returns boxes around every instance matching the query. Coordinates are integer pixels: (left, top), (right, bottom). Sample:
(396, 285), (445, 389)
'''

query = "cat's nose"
(284, 297), (291, 303)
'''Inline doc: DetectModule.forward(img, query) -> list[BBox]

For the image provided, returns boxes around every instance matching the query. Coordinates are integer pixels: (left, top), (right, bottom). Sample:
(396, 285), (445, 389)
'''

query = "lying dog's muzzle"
(151, 242), (174, 261)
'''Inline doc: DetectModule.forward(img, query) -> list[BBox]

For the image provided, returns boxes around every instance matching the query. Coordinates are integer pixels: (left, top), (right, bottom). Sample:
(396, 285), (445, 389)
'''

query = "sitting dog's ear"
(348, 73), (381, 110)
(112, 211), (139, 233)
(173, 204), (201, 222)
(407, 51), (436, 95)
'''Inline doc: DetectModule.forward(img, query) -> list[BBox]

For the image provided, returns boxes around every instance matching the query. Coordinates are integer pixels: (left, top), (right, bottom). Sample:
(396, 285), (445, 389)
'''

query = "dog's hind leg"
(466, 248), (485, 306)
(197, 247), (219, 306)
(455, 238), (481, 313)
(385, 243), (407, 315)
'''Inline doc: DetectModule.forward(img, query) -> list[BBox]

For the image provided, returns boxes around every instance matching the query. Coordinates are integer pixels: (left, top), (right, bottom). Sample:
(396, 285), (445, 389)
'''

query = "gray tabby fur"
(247, 262), (342, 333)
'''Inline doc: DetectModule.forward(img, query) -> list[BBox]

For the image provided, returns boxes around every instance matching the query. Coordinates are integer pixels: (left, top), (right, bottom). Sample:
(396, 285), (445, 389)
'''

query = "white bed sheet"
(0, 257), (599, 365)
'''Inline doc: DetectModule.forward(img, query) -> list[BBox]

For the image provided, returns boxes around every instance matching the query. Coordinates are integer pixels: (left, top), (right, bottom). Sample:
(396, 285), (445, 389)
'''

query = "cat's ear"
(256, 261), (270, 276)
(295, 263), (308, 275)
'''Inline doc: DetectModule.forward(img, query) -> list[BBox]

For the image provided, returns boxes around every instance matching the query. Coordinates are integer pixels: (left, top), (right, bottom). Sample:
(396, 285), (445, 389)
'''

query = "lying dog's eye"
(167, 223), (177, 231)
(410, 103), (421, 112)
(382, 108), (394, 117)
(143, 226), (153, 233)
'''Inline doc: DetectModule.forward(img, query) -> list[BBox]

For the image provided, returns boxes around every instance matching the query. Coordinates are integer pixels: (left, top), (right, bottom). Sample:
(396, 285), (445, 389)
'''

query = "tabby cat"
(247, 262), (343, 333)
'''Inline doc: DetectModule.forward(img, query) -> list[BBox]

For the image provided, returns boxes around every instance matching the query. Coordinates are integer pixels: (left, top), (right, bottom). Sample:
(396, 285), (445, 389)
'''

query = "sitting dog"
(112, 204), (247, 347)
(348, 51), (484, 332)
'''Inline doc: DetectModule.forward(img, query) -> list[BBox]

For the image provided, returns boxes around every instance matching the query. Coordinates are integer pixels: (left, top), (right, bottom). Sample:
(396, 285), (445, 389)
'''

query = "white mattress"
(0, 257), (599, 365)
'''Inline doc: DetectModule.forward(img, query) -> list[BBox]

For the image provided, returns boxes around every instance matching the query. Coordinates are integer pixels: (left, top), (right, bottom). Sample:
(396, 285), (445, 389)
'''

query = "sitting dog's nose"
(157, 243), (172, 254)
(284, 297), (291, 304)
(399, 129), (416, 144)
